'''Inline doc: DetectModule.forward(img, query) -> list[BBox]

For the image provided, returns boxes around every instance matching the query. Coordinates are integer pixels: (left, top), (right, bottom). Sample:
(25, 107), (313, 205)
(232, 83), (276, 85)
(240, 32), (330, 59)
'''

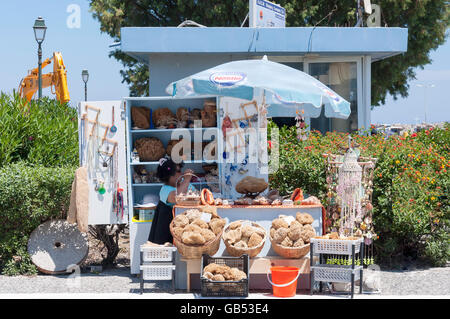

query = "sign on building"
(249, 0), (286, 28)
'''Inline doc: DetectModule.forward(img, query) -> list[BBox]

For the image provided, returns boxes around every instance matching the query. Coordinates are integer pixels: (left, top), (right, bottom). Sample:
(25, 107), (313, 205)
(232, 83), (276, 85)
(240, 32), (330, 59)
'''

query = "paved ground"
(0, 265), (448, 297)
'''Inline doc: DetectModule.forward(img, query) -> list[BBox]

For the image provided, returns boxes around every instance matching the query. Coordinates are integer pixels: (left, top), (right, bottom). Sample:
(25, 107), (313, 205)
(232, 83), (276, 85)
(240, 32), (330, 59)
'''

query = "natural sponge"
(173, 214), (189, 228)
(273, 227), (288, 244)
(272, 218), (289, 230)
(209, 218), (226, 235)
(248, 232), (263, 248)
(182, 231), (205, 245)
(134, 137), (166, 162)
(235, 176), (268, 194)
(296, 212), (314, 225)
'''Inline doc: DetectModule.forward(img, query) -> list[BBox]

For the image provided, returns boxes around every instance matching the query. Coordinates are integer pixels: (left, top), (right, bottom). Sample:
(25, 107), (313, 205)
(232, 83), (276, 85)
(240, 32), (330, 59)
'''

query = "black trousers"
(148, 201), (174, 244)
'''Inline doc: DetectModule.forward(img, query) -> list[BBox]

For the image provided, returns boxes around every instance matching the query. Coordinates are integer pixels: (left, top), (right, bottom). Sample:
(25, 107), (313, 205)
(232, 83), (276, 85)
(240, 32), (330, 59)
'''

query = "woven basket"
(223, 221), (266, 258)
(270, 234), (310, 259)
(170, 219), (222, 259)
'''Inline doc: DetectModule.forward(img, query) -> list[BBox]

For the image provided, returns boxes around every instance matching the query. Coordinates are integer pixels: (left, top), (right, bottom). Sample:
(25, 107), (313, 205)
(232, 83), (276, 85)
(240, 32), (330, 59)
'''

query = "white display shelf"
(130, 160), (217, 166)
(132, 182), (218, 187)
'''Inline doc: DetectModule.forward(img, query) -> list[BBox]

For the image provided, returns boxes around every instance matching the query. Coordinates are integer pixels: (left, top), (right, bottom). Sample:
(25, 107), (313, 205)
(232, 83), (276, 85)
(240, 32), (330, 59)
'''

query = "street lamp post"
(416, 83), (435, 124)
(33, 17), (47, 100)
(82, 70), (89, 101)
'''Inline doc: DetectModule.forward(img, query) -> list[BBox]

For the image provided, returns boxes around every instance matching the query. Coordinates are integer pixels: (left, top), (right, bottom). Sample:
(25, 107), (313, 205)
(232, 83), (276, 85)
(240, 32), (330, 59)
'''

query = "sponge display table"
(173, 205), (325, 291)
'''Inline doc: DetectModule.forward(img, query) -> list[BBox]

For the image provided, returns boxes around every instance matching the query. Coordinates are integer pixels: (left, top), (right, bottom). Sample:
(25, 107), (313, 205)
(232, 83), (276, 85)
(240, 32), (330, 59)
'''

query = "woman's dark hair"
(157, 157), (184, 183)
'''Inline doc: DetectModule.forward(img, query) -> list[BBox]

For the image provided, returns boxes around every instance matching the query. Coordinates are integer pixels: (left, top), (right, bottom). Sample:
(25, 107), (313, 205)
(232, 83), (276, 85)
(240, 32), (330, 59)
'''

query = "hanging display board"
(218, 90), (269, 199)
(78, 101), (128, 225)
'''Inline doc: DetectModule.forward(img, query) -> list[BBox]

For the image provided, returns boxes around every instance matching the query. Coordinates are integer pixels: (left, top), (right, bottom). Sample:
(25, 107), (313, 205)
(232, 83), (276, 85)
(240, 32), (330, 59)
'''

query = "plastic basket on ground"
(140, 245), (177, 262)
(140, 264), (176, 280)
(311, 264), (362, 283)
(201, 254), (249, 297)
(223, 221), (266, 258)
(269, 235), (310, 259)
(310, 237), (362, 255)
(170, 216), (223, 260)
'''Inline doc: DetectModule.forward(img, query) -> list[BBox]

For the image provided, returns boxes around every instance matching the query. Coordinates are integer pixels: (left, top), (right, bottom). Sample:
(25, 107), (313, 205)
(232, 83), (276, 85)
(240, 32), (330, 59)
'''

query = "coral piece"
(248, 232), (263, 248)
(173, 214), (189, 228)
(301, 196), (321, 205)
(134, 137), (166, 162)
(235, 176), (268, 194)
(271, 199), (282, 206)
(252, 196), (270, 205)
(296, 212), (314, 225)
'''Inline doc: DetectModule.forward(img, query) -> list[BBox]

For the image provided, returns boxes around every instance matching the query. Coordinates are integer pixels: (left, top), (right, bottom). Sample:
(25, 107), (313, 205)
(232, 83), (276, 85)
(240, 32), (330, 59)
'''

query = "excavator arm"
(18, 52), (70, 104)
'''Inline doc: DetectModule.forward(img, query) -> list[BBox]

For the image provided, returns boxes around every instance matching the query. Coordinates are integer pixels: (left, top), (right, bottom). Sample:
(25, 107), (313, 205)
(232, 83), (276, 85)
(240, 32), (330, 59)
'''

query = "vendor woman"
(148, 156), (195, 244)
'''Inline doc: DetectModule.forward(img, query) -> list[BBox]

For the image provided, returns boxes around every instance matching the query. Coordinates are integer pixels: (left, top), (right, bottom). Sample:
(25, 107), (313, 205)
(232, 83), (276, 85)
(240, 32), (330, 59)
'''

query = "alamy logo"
(67, 4), (81, 29)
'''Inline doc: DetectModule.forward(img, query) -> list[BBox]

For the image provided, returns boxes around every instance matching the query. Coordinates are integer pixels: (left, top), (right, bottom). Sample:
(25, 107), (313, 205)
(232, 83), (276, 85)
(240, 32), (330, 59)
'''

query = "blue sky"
(0, 1), (448, 124)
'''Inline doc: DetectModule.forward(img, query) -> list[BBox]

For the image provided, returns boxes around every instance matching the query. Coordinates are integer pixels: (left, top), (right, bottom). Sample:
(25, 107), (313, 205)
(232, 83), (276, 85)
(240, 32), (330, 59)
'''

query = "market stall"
(75, 56), (369, 297)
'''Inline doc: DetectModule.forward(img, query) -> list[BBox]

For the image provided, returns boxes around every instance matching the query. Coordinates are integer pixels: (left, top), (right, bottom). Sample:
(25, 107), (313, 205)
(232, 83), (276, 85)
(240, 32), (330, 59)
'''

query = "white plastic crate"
(140, 245), (177, 262)
(140, 264), (176, 280)
(311, 265), (362, 283)
(310, 238), (362, 255)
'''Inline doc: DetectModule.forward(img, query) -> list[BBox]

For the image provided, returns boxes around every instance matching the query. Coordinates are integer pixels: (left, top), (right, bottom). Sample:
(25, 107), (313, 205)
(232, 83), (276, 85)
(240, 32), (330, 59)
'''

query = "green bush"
(0, 93), (79, 167)
(0, 163), (75, 275)
(269, 121), (450, 266)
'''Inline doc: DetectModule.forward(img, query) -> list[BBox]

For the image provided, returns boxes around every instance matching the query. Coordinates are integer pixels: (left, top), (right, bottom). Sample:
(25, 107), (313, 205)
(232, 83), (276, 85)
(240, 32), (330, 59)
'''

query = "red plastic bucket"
(267, 266), (300, 297)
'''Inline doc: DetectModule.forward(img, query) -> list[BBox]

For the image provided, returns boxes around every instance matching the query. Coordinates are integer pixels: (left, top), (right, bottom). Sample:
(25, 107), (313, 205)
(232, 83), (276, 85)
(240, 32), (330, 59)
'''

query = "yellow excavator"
(18, 52), (70, 103)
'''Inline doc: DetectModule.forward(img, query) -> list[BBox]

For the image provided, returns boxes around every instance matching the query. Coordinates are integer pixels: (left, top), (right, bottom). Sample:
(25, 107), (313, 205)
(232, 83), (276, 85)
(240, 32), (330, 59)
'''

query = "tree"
(89, 0), (449, 105)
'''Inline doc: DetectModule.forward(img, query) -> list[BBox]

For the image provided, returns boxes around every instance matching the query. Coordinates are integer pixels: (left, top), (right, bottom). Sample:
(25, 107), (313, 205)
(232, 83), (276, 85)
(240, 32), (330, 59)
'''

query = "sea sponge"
(131, 107), (150, 129)
(203, 271), (214, 280)
(273, 228), (288, 244)
(303, 224), (315, 233)
(296, 212), (314, 225)
(172, 226), (185, 239)
(209, 218), (226, 235)
(253, 227), (266, 238)
(288, 224), (303, 241)
(185, 209), (202, 223)
(222, 269), (235, 281)
(290, 220), (302, 229)
(270, 228), (276, 239)
(183, 223), (203, 234)
(192, 218), (209, 229)
(241, 225), (255, 238)
(224, 228), (242, 244)
(293, 238), (305, 247)
(280, 236), (293, 247)
(230, 268), (247, 281)
(204, 263), (221, 274)
(153, 108), (176, 127)
(235, 176), (268, 194)
(134, 137), (166, 162)
(248, 232), (263, 248)
(181, 231), (206, 245)
(212, 274), (225, 281)
(228, 221), (242, 230)
(200, 228), (216, 242)
(234, 240), (248, 249)
(300, 227), (316, 244)
(173, 214), (189, 228)
(176, 107), (189, 122)
(272, 218), (289, 230)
